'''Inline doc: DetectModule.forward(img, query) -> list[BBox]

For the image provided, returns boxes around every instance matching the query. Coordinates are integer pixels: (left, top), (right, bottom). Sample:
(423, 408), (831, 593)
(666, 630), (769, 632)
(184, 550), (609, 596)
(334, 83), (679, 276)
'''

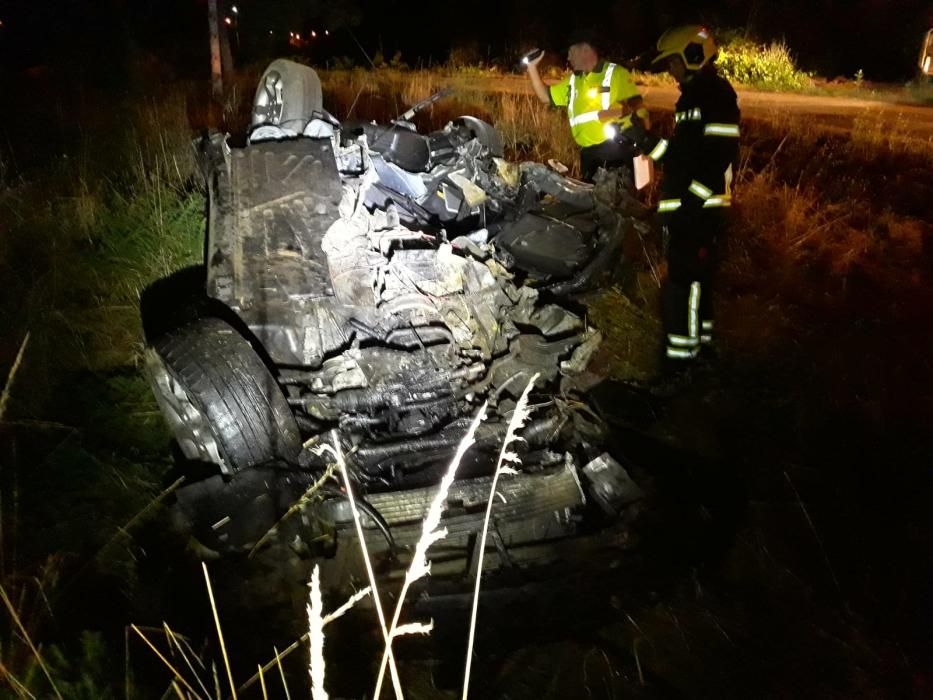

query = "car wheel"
(145, 317), (302, 474)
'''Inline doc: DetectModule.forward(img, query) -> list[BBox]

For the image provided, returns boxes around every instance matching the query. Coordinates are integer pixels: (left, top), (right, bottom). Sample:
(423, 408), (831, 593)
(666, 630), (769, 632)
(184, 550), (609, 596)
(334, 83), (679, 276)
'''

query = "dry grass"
(728, 115), (933, 290)
(318, 68), (580, 173)
(462, 380), (535, 698)
(373, 403), (488, 699)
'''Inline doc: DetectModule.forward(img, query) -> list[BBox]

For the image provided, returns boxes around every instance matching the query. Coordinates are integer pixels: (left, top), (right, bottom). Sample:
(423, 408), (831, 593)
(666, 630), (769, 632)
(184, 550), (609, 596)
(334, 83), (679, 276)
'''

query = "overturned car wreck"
(143, 61), (645, 587)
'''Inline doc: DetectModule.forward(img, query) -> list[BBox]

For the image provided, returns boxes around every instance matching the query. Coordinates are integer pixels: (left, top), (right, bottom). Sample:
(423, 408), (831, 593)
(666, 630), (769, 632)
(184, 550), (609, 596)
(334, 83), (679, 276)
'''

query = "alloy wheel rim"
(144, 348), (228, 472)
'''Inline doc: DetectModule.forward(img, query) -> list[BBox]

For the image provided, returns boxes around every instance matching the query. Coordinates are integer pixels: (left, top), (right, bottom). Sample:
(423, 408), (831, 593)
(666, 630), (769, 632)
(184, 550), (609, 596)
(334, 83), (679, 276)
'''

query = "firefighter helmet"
(652, 25), (717, 71)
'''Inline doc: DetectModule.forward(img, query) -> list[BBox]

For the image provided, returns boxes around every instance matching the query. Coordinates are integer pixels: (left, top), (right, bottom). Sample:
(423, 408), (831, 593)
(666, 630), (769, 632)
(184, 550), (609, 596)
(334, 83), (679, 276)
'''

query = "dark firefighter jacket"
(641, 68), (740, 214)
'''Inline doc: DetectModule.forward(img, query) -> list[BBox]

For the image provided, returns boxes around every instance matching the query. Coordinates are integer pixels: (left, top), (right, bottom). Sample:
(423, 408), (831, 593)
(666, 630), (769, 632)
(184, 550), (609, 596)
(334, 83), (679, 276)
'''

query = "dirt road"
(642, 85), (933, 141)
(459, 75), (933, 142)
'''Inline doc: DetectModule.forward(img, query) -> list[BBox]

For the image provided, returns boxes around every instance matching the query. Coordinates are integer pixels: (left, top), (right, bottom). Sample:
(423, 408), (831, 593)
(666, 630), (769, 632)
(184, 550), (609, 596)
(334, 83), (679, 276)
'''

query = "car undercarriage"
(142, 60), (647, 586)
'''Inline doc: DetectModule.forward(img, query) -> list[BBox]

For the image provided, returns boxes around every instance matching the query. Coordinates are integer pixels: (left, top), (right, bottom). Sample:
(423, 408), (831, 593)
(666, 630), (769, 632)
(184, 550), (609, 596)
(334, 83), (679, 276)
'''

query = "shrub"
(716, 38), (812, 91)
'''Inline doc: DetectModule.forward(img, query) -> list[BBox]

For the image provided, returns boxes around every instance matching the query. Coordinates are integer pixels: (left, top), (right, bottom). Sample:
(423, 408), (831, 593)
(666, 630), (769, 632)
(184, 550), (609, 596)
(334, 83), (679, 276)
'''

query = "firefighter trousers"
(661, 208), (724, 361)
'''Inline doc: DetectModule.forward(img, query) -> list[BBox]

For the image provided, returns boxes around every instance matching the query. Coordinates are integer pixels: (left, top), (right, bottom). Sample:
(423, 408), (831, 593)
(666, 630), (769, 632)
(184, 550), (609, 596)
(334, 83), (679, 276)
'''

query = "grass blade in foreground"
(373, 402), (488, 699)
(462, 375), (538, 699)
(0, 584), (63, 700)
(308, 565), (327, 700)
(237, 586), (372, 693)
(202, 562), (237, 700)
(327, 432), (405, 700)
(0, 332), (30, 422)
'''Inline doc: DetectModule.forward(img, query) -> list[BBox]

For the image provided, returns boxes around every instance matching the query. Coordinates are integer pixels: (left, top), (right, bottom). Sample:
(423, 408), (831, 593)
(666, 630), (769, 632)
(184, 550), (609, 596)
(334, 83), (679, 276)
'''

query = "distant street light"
(311, 30), (317, 38)
(231, 5), (239, 13)
(225, 12), (239, 48)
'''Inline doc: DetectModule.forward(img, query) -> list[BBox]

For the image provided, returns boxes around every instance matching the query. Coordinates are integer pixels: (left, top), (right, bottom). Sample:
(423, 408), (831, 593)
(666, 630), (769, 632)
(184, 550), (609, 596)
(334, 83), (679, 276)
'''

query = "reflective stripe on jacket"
(642, 68), (740, 213)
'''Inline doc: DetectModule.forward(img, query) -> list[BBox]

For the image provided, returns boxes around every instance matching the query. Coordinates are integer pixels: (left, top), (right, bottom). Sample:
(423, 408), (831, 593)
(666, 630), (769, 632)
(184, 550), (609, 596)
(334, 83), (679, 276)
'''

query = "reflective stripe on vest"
(601, 63), (615, 110)
(568, 63), (616, 125)
(568, 71), (577, 120)
(569, 111), (601, 126)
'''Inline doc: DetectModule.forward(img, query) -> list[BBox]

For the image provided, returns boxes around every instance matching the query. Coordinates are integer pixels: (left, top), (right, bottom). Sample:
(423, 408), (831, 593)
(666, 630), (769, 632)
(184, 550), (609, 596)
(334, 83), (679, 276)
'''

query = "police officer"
(525, 32), (649, 182)
(633, 26), (740, 366)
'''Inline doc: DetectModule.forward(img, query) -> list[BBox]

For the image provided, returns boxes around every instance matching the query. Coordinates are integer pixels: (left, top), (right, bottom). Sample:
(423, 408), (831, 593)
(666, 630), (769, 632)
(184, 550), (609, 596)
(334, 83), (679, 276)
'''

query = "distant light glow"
(224, 17), (232, 25)
(311, 30), (317, 38)
(231, 5), (239, 13)
(325, 30), (329, 36)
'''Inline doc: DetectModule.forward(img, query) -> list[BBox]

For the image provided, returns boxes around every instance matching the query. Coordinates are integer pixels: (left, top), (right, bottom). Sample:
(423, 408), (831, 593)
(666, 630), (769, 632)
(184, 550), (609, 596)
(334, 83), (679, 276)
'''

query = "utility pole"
(208, 0), (223, 99)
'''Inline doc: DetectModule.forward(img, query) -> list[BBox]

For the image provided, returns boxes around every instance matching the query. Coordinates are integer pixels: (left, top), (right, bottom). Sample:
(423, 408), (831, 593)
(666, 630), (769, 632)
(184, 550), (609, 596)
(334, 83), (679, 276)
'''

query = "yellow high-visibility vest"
(549, 62), (641, 148)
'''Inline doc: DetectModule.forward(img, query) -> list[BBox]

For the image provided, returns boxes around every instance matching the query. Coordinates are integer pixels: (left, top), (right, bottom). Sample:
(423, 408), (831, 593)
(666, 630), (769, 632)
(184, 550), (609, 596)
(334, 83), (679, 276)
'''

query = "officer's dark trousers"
(662, 208), (724, 361)
(580, 139), (636, 183)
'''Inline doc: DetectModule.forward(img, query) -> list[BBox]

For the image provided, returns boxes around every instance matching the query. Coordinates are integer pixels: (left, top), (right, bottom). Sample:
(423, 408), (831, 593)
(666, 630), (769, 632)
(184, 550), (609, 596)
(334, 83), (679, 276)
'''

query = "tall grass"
(319, 68), (579, 172)
(462, 377), (536, 698)
(372, 403), (488, 699)
(0, 81), (205, 698)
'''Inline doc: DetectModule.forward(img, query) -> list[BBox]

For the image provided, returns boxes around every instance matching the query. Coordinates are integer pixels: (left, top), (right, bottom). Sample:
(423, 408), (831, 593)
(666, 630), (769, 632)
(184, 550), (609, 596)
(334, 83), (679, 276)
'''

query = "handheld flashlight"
(521, 48), (544, 65)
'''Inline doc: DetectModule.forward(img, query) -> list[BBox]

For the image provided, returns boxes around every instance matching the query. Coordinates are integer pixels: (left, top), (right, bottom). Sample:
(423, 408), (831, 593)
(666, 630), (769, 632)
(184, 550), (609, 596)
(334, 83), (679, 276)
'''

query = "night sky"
(0, 0), (931, 82)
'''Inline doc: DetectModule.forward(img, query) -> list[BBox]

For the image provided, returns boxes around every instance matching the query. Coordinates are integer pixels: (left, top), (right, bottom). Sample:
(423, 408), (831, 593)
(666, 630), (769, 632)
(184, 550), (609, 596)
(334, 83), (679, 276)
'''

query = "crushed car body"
(143, 60), (645, 589)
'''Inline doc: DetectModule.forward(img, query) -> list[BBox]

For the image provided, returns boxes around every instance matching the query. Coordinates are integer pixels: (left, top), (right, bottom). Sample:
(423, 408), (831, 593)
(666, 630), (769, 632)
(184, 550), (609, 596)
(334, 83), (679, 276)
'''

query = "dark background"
(1, 0), (932, 83)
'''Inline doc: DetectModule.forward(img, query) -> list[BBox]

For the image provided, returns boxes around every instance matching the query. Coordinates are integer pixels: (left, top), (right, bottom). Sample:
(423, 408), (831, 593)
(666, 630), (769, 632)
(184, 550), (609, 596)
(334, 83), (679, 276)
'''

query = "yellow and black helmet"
(652, 25), (718, 71)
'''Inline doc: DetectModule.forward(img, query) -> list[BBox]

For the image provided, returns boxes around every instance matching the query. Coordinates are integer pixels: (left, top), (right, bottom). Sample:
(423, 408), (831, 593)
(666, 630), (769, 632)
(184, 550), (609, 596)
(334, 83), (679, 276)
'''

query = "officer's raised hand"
(523, 48), (545, 69)
(524, 50), (552, 105)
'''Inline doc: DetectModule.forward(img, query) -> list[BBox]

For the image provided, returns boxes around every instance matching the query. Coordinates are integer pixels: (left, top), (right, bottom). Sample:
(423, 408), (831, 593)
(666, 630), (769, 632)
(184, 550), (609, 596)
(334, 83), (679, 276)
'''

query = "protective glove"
(625, 112), (653, 152)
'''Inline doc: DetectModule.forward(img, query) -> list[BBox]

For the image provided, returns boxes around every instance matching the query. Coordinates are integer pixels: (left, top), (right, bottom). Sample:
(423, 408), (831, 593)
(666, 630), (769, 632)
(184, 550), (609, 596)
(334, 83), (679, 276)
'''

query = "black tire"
(250, 59), (323, 131)
(455, 115), (505, 157)
(146, 317), (302, 474)
(140, 265), (211, 344)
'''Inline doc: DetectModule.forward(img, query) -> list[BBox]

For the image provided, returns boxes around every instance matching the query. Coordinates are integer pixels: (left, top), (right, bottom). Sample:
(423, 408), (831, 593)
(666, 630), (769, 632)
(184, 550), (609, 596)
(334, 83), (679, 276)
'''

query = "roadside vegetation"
(715, 37), (812, 91)
(0, 80), (204, 696)
(320, 32), (932, 103)
(1, 54), (932, 696)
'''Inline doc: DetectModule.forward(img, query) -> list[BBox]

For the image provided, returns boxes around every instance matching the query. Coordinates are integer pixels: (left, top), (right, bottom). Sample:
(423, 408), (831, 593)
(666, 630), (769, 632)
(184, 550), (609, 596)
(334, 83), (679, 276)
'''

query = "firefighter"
(632, 26), (740, 367)
(525, 32), (649, 182)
